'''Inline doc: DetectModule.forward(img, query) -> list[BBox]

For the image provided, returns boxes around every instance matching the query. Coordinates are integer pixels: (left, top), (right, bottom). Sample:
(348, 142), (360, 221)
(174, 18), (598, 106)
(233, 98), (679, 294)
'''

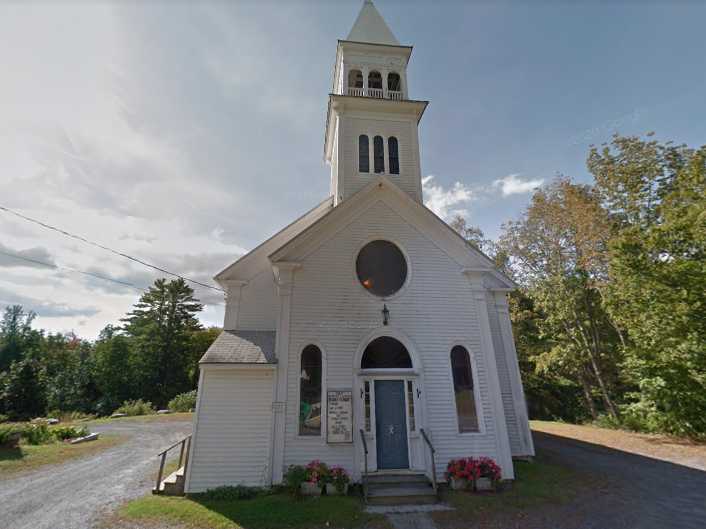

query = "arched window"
(451, 346), (479, 432)
(362, 336), (412, 369)
(348, 69), (363, 89)
(358, 135), (369, 173)
(373, 135), (384, 173)
(387, 72), (401, 92)
(299, 345), (322, 436)
(368, 71), (383, 90)
(388, 137), (399, 174)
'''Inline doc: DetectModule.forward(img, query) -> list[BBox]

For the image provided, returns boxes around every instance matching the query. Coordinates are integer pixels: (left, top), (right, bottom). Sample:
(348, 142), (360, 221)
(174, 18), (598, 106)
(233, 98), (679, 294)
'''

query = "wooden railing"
(154, 434), (192, 494)
(420, 428), (437, 495)
(359, 429), (369, 502)
(346, 87), (404, 100)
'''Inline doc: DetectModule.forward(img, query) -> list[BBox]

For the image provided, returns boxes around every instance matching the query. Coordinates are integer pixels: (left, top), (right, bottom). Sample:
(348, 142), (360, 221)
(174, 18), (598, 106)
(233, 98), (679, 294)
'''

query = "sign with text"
(327, 389), (353, 443)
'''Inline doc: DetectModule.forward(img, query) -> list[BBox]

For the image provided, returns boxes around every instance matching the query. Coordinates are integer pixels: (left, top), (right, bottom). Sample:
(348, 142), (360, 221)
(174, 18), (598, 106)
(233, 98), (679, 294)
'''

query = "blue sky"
(1, 0), (704, 337)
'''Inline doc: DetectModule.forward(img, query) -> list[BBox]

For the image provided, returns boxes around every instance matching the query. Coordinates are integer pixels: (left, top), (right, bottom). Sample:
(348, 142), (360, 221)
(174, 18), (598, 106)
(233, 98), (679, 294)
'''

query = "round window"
(356, 240), (407, 297)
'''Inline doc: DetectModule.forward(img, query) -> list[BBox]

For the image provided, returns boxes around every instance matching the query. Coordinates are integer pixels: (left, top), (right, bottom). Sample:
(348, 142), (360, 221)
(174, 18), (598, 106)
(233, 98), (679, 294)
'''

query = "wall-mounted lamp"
(382, 303), (390, 326)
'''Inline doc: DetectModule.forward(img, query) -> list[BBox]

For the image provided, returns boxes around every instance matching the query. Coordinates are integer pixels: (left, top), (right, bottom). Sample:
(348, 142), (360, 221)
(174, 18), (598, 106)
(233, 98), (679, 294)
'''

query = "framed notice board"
(327, 389), (353, 443)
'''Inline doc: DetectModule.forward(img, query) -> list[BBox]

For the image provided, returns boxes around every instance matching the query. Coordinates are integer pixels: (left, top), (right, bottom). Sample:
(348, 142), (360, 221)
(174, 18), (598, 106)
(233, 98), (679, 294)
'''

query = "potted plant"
(326, 466), (350, 495)
(475, 457), (501, 491)
(445, 458), (478, 490)
(284, 465), (308, 497)
(301, 460), (329, 496)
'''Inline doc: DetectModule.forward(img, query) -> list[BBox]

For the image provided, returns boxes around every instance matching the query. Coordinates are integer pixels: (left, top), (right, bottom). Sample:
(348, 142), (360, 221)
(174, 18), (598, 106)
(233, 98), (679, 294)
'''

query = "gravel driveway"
(0, 417), (191, 529)
(535, 430), (706, 529)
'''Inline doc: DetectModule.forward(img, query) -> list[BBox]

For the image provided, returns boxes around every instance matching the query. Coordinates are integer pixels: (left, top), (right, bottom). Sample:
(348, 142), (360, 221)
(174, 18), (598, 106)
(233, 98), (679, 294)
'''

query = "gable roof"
(200, 330), (276, 364)
(215, 197), (333, 285)
(347, 0), (399, 46)
(268, 176), (516, 289)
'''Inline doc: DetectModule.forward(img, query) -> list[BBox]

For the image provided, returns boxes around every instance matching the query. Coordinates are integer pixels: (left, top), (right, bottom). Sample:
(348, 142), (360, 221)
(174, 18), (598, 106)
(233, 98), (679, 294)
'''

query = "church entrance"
(359, 336), (417, 471)
(374, 380), (409, 469)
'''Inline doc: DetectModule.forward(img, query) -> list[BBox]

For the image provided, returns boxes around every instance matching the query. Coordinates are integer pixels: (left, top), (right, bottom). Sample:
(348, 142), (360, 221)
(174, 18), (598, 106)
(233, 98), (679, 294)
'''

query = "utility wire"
(0, 205), (225, 293)
(0, 249), (147, 292)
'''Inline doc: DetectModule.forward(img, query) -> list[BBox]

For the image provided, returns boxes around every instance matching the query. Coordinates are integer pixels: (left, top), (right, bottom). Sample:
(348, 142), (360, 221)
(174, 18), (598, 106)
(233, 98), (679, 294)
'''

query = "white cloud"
(421, 175), (474, 221)
(493, 174), (544, 196)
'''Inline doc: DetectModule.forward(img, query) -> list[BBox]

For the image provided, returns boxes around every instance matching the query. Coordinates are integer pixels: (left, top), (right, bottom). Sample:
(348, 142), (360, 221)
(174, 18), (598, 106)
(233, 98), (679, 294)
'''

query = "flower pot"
(300, 482), (323, 496)
(325, 483), (349, 495)
(475, 477), (494, 491)
(450, 477), (469, 490)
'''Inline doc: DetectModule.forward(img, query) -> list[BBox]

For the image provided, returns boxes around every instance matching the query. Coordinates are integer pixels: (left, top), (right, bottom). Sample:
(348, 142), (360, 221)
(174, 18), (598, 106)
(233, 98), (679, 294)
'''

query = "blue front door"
(374, 380), (409, 469)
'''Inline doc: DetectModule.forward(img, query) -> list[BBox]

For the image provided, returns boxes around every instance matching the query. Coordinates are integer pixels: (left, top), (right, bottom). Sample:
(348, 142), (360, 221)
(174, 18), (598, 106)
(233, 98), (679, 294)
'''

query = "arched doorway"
(359, 336), (416, 470)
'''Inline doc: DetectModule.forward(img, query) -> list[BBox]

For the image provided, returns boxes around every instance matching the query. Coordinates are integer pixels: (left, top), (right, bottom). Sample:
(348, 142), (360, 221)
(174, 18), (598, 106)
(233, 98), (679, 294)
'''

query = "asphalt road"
(534, 431), (706, 529)
(0, 417), (191, 529)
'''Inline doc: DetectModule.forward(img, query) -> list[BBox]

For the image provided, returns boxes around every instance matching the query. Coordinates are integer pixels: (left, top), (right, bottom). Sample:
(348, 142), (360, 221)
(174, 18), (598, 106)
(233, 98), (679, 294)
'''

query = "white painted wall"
(186, 368), (274, 492)
(335, 115), (422, 203)
(281, 199), (509, 479)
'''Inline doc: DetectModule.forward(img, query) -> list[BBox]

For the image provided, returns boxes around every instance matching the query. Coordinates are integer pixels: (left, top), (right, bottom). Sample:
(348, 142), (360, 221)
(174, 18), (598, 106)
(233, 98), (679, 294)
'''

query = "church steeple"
(347, 0), (399, 46)
(324, 3), (428, 206)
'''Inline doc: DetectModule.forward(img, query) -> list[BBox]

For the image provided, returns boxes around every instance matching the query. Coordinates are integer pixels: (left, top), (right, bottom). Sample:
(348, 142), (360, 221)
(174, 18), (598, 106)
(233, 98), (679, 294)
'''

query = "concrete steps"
(154, 466), (185, 496)
(365, 472), (437, 505)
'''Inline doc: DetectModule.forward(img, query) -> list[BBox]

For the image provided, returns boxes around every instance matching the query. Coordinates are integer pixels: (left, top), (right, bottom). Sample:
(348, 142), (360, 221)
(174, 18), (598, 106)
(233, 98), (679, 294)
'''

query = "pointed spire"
(346, 0), (399, 46)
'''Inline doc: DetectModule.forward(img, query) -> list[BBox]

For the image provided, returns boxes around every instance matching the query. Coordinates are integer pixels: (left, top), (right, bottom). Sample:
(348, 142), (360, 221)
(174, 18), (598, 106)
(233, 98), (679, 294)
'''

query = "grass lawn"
(117, 493), (387, 529)
(88, 412), (193, 425)
(0, 434), (125, 478)
(432, 456), (589, 527)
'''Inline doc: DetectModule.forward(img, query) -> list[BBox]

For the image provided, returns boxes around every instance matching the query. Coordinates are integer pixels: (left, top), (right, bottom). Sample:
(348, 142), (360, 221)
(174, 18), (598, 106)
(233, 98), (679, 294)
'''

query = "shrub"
(197, 485), (261, 501)
(0, 413), (9, 423)
(51, 425), (89, 441)
(284, 465), (308, 495)
(329, 466), (350, 493)
(0, 425), (21, 447)
(168, 390), (197, 413)
(21, 424), (55, 445)
(115, 399), (155, 416)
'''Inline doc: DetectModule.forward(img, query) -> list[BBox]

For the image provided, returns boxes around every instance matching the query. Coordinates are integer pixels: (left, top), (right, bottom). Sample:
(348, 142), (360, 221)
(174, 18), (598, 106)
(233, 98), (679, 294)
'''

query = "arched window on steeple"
(387, 72), (401, 97)
(348, 69), (363, 96)
(359, 135), (369, 173)
(388, 137), (399, 174)
(368, 71), (383, 98)
(373, 136), (385, 173)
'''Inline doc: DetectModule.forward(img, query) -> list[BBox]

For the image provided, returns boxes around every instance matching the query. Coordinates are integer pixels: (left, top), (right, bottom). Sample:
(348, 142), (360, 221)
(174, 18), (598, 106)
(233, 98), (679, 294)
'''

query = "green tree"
(1, 358), (47, 420)
(93, 325), (137, 413)
(589, 135), (706, 435)
(187, 327), (221, 386)
(0, 305), (40, 371)
(499, 178), (622, 419)
(123, 278), (203, 406)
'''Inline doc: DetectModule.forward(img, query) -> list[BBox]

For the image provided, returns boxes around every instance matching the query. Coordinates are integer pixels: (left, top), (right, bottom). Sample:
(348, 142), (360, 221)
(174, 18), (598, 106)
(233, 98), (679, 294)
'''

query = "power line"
(0, 249), (147, 292)
(0, 205), (225, 293)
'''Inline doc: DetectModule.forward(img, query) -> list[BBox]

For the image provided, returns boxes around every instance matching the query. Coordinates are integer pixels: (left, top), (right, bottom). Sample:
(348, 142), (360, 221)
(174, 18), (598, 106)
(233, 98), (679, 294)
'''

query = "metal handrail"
(359, 429), (369, 502)
(154, 434), (192, 494)
(420, 428), (437, 495)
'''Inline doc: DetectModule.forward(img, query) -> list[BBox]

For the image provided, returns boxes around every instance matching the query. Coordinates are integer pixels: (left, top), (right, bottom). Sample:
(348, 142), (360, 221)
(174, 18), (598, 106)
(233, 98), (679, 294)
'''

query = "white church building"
(184, 1), (534, 498)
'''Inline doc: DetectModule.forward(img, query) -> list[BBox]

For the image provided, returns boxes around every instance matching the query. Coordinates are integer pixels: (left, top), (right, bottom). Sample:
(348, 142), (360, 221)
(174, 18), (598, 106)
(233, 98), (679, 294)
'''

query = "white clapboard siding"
(283, 200), (503, 477)
(237, 269), (278, 330)
(186, 369), (273, 492)
(340, 117), (420, 201)
(486, 294), (522, 455)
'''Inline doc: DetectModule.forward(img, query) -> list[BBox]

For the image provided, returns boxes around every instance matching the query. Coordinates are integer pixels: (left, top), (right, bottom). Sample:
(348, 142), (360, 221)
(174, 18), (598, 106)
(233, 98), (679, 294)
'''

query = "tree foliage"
(0, 278), (219, 418)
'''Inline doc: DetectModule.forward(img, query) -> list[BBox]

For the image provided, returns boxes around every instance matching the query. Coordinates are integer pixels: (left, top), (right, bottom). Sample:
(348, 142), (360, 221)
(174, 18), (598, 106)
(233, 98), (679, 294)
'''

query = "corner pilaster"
(270, 262), (301, 484)
(463, 269), (515, 479)
(494, 292), (535, 457)
(223, 280), (247, 330)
